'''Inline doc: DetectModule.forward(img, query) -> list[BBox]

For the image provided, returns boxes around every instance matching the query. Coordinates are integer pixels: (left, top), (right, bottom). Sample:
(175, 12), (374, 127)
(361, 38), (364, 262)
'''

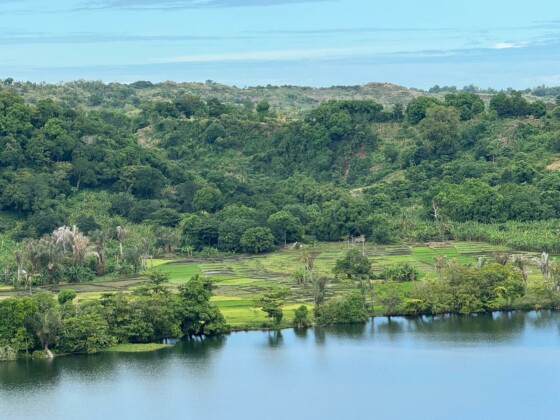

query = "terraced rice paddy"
(152, 241), (518, 328)
(1, 240), (549, 328)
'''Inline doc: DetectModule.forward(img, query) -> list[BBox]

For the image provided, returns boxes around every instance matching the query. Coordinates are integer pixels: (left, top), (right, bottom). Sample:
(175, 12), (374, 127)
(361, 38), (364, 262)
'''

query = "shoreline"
(3, 308), (557, 361)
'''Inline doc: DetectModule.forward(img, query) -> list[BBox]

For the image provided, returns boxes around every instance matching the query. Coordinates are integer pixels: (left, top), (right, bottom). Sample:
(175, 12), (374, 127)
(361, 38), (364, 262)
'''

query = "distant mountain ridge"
(0, 78), (557, 115)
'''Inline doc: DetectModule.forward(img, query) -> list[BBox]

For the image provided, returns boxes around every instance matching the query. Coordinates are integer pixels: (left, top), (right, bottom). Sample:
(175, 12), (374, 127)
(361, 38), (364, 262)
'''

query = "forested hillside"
(1, 81), (560, 286)
(2, 78), (557, 115)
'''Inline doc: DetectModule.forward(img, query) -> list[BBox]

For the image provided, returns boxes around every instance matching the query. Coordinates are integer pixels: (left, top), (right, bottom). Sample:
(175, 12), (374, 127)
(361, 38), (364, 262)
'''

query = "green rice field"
(1, 240), (550, 328)
(152, 241), (522, 328)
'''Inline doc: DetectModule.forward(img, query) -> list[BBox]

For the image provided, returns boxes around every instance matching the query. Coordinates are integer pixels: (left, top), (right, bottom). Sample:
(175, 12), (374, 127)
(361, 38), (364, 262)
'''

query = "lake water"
(1, 311), (559, 420)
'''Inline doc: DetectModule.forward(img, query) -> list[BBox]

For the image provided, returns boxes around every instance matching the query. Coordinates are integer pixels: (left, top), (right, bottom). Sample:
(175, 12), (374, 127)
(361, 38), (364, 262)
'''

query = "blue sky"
(0, 0), (559, 88)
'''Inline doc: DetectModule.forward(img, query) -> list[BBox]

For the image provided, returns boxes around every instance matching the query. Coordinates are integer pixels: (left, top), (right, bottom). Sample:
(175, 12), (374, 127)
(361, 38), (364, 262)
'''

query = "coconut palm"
(532, 251), (550, 280)
(25, 237), (65, 284)
(495, 253), (510, 266)
(31, 309), (61, 356)
(52, 225), (76, 253)
(89, 229), (111, 276)
(549, 262), (560, 291)
(70, 229), (90, 264)
(476, 257), (486, 269)
(299, 249), (319, 286)
(511, 254), (530, 283)
(313, 276), (329, 305)
(116, 226), (126, 260)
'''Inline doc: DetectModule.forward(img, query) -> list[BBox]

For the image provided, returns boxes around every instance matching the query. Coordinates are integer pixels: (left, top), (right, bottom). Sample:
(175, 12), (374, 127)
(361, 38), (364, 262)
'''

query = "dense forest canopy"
(0, 80), (560, 281)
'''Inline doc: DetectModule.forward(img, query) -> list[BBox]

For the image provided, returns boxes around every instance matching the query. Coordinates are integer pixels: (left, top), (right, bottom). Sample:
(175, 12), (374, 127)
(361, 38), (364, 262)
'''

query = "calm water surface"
(1, 311), (559, 420)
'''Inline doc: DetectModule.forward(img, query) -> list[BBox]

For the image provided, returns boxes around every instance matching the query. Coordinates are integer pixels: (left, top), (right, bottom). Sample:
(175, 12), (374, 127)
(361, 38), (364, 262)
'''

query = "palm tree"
(511, 254), (530, 284)
(70, 229), (89, 265)
(549, 262), (560, 291)
(90, 229), (111, 276)
(299, 249), (319, 287)
(52, 226), (75, 253)
(25, 237), (65, 284)
(532, 252), (550, 280)
(312, 276), (329, 305)
(495, 253), (510, 266)
(31, 309), (61, 357)
(15, 251), (25, 286)
(116, 226), (126, 261)
(434, 255), (448, 275)
(476, 257), (486, 269)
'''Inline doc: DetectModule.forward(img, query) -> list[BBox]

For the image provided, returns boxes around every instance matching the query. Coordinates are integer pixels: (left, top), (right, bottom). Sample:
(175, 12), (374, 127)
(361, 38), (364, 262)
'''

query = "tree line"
(0, 272), (228, 361)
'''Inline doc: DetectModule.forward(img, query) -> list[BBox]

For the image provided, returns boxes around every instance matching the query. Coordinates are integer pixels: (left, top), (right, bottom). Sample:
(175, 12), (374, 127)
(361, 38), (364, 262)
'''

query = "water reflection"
(0, 357), (62, 389)
(175, 335), (226, 359)
(326, 323), (367, 340)
(525, 310), (560, 329)
(266, 330), (284, 348)
(1, 311), (559, 395)
(314, 326), (326, 346)
(293, 327), (309, 340)
(374, 317), (405, 338)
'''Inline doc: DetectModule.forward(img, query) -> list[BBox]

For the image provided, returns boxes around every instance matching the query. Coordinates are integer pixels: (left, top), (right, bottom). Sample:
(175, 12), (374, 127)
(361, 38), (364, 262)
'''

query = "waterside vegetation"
(2, 79), (560, 359)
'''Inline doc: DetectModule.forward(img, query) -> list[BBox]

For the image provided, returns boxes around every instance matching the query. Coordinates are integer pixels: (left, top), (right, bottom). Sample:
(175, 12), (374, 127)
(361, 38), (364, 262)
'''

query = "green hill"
(0, 81), (559, 286)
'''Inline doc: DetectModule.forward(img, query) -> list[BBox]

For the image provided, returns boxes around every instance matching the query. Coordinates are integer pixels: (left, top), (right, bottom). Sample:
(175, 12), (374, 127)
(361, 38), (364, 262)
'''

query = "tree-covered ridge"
(1, 78), (557, 116)
(1, 86), (560, 286)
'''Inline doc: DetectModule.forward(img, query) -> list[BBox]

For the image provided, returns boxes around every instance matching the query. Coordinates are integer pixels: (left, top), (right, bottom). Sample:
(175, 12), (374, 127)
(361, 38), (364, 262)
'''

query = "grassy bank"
(105, 343), (173, 353)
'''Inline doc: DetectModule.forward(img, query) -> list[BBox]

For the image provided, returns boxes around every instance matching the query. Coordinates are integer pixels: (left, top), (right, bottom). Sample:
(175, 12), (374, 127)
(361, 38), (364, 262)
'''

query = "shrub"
(382, 262), (419, 282)
(314, 294), (367, 325)
(0, 344), (17, 361)
(293, 305), (311, 328)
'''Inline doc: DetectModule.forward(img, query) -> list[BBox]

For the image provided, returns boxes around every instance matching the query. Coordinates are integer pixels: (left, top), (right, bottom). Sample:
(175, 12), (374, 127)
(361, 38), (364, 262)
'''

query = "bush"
(0, 344), (17, 361)
(382, 262), (419, 282)
(293, 305), (311, 328)
(58, 289), (77, 305)
(314, 294), (367, 325)
(32, 350), (49, 359)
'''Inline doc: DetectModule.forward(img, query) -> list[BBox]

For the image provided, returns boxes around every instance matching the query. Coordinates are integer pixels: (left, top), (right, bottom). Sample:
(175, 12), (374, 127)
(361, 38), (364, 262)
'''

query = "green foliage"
(1, 84), (560, 328)
(255, 287), (290, 325)
(267, 211), (303, 245)
(408, 262), (525, 315)
(382, 262), (419, 282)
(378, 281), (404, 315)
(193, 187), (223, 213)
(489, 91), (547, 118)
(333, 249), (371, 279)
(0, 273), (230, 358)
(293, 305), (311, 328)
(434, 179), (504, 223)
(59, 300), (115, 354)
(178, 275), (230, 335)
(57, 289), (77, 305)
(0, 344), (17, 361)
(239, 227), (275, 254)
(444, 92), (485, 121)
(314, 294), (368, 325)
(418, 106), (461, 159)
(406, 96), (441, 124)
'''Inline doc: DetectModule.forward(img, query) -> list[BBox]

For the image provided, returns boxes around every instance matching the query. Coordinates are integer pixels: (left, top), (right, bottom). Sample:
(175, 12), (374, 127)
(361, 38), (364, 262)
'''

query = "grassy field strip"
(162, 263), (202, 283)
(106, 343), (172, 353)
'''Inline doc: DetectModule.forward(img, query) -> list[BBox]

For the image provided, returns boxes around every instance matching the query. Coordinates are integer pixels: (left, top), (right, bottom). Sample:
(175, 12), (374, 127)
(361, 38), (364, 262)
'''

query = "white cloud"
(494, 41), (527, 49)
